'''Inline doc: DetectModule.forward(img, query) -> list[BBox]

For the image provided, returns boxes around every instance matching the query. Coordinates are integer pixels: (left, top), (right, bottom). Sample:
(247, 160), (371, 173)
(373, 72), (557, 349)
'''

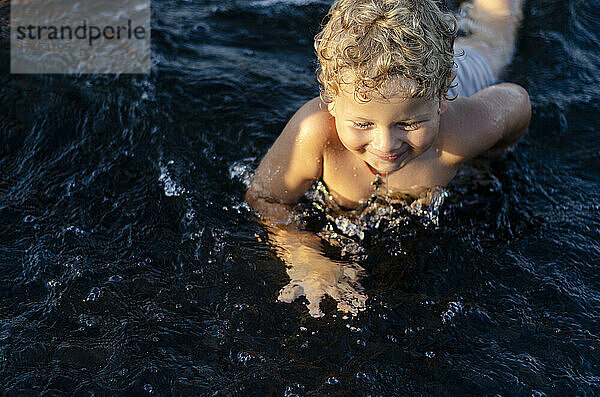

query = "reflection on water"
(270, 226), (367, 317)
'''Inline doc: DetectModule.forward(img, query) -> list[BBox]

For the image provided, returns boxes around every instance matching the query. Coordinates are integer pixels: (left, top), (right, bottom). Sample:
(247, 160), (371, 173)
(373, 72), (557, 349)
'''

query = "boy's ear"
(327, 100), (337, 117)
(439, 98), (448, 115)
(438, 71), (456, 115)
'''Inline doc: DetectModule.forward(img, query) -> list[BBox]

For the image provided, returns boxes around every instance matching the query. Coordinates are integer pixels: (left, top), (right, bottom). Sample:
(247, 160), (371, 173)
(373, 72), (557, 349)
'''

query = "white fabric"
(447, 45), (496, 98)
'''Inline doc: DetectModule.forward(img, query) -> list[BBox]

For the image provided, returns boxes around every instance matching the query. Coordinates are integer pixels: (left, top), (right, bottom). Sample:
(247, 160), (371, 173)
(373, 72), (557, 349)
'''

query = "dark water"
(1, 0), (599, 395)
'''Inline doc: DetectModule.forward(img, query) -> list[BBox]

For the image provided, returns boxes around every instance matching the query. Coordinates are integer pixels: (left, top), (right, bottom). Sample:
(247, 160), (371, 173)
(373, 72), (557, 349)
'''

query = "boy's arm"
(245, 97), (333, 224)
(440, 83), (531, 164)
(246, 99), (366, 317)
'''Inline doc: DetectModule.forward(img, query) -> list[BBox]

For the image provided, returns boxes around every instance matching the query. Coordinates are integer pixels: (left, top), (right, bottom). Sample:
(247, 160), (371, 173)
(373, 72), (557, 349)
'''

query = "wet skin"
(328, 89), (446, 176)
(245, 83), (530, 317)
(323, 92), (455, 207)
(246, 82), (530, 215)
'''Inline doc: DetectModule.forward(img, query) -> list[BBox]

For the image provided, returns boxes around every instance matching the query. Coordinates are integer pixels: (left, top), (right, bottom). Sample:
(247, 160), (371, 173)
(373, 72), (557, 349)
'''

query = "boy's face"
(328, 87), (447, 173)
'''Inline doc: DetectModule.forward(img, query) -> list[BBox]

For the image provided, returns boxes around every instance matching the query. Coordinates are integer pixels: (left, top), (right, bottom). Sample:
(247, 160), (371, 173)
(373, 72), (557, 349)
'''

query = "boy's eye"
(351, 121), (373, 129)
(397, 122), (421, 131)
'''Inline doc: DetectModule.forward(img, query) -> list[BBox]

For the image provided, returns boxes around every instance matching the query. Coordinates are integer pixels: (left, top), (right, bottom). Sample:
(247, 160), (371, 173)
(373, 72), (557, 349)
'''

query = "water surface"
(1, 0), (599, 394)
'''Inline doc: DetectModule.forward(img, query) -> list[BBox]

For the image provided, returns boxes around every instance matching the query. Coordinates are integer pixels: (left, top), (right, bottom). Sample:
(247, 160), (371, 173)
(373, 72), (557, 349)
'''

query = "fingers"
(341, 262), (366, 281)
(306, 295), (326, 318)
(278, 283), (304, 303)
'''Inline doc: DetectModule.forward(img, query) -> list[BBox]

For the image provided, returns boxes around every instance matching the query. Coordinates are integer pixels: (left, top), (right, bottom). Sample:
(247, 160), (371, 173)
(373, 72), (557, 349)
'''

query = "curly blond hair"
(315, 0), (457, 103)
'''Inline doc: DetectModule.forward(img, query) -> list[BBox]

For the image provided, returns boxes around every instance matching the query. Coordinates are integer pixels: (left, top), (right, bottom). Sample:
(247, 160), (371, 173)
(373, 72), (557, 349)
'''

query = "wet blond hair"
(315, 0), (457, 103)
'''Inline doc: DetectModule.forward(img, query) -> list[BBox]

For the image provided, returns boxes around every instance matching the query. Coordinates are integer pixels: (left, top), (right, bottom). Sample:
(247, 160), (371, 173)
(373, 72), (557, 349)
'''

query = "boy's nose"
(372, 128), (397, 152)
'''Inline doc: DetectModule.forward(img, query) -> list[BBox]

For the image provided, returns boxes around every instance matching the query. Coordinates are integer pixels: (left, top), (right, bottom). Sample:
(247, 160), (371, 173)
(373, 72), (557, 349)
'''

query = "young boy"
(246, 0), (530, 218)
(246, 0), (530, 317)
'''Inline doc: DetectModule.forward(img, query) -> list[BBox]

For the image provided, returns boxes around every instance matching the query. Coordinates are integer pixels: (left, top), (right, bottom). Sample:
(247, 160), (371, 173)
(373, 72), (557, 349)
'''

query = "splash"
(231, 159), (449, 316)
(228, 158), (256, 190)
(231, 158), (449, 256)
(303, 180), (449, 257)
(158, 160), (187, 197)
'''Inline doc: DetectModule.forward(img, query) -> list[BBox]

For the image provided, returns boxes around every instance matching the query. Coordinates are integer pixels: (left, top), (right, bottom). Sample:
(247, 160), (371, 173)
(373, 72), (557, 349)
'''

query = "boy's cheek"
(338, 128), (367, 149)
(407, 129), (437, 151)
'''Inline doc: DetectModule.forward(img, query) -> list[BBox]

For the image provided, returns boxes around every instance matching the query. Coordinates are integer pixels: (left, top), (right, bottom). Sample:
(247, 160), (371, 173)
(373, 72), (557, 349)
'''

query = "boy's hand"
(269, 227), (367, 317)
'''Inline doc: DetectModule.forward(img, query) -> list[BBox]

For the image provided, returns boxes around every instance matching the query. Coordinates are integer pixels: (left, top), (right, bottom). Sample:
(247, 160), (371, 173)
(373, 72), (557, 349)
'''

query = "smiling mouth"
(371, 147), (408, 162)
(376, 154), (399, 162)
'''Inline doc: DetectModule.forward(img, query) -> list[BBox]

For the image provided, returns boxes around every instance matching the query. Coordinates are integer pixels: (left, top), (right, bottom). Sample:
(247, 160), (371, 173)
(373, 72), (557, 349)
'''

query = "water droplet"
(284, 383), (305, 397)
(284, 388), (299, 397)
(47, 280), (60, 288)
(238, 351), (252, 364)
(185, 209), (196, 220)
(143, 383), (154, 393)
(158, 161), (187, 197)
(425, 351), (435, 358)
(325, 377), (340, 385)
(84, 287), (101, 302)
(441, 300), (463, 325)
(108, 275), (122, 282)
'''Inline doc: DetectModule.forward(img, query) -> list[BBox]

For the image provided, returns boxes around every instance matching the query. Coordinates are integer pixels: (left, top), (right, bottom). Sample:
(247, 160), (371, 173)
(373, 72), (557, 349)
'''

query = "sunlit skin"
(322, 88), (456, 206)
(245, 0), (529, 318)
(329, 88), (447, 175)
(247, 0), (530, 214)
(247, 81), (530, 211)
(245, 82), (530, 317)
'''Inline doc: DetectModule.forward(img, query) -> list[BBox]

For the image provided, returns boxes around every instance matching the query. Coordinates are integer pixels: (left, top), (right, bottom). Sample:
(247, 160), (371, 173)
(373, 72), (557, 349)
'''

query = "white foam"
(158, 160), (187, 197)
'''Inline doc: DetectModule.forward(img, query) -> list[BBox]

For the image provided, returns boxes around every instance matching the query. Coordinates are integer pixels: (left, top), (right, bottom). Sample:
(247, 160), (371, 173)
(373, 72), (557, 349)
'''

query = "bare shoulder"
(286, 96), (337, 144)
(274, 96), (337, 173)
(247, 97), (336, 205)
(438, 83), (531, 165)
